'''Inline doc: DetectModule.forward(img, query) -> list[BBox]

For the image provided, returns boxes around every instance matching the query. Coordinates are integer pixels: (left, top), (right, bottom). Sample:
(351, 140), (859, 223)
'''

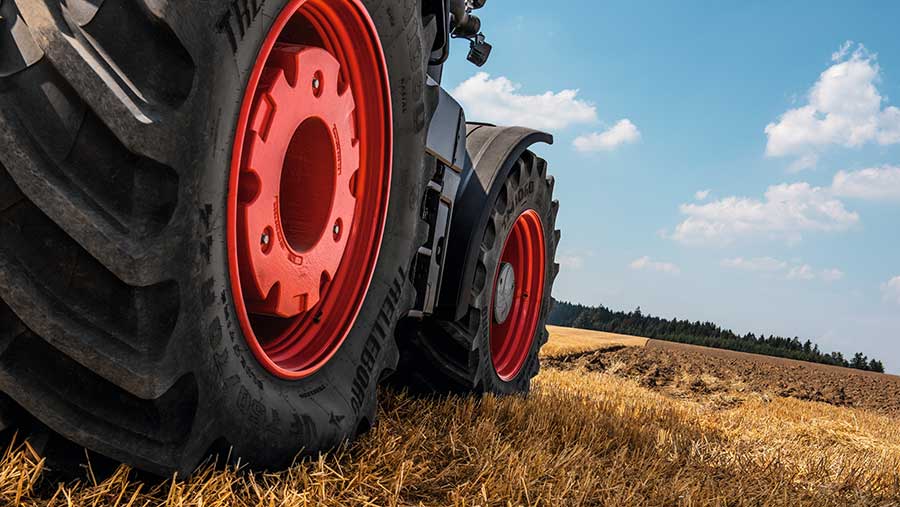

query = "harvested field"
(546, 336), (900, 416)
(0, 327), (897, 506)
(541, 325), (649, 357)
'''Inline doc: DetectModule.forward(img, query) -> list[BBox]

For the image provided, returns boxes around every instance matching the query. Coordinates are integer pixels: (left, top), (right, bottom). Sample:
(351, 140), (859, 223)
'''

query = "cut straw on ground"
(0, 328), (897, 506)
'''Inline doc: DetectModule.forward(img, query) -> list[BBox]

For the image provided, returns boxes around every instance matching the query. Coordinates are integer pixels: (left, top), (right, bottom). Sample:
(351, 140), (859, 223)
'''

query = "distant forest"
(549, 300), (886, 373)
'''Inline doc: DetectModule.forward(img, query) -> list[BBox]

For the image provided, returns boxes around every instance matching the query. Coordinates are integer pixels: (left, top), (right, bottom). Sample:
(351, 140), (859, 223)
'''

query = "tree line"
(548, 300), (886, 373)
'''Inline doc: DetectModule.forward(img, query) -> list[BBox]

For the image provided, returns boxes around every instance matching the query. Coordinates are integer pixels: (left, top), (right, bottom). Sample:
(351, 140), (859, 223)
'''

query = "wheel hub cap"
(494, 262), (516, 324)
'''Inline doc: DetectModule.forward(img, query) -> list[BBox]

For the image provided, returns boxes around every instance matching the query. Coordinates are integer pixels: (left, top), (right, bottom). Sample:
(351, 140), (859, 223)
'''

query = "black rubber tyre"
(0, 0), (431, 475)
(396, 150), (560, 395)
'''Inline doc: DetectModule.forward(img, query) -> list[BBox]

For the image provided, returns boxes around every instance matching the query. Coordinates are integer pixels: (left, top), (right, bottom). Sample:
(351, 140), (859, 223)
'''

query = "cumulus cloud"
(883, 276), (900, 305)
(557, 254), (585, 270)
(765, 43), (900, 169)
(786, 264), (816, 281)
(573, 119), (641, 152)
(831, 166), (900, 201)
(788, 154), (820, 173)
(830, 40), (853, 62)
(451, 72), (597, 131)
(670, 182), (859, 245)
(629, 256), (680, 275)
(821, 268), (845, 282)
(722, 257), (843, 282)
(678, 165), (900, 245)
(720, 257), (787, 272)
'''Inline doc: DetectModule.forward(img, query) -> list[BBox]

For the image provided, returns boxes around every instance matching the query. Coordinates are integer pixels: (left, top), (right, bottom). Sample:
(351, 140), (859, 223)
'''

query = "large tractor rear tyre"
(0, 0), (431, 475)
(397, 150), (560, 395)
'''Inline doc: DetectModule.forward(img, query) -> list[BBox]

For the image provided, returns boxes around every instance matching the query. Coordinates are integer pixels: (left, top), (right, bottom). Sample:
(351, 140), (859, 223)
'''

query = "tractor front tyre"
(398, 150), (561, 395)
(0, 0), (430, 474)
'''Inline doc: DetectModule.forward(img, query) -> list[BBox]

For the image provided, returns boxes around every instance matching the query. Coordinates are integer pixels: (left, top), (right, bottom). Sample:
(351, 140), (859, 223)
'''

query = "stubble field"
(1, 326), (898, 506)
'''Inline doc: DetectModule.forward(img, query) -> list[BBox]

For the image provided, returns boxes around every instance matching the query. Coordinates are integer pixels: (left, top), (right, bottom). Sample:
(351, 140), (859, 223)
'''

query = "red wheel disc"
(228, 0), (392, 379)
(490, 210), (547, 381)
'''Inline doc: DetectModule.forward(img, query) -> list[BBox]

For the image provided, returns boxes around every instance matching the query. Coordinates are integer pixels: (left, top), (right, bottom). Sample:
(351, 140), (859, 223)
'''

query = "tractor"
(0, 0), (559, 474)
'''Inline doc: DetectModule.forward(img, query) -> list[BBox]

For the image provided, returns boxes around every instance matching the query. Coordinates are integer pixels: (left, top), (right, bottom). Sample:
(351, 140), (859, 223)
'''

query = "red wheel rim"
(227, 0), (392, 379)
(490, 210), (547, 381)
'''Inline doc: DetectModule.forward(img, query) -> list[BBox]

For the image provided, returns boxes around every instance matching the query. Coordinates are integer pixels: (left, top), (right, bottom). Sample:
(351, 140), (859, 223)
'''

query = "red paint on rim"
(490, 209), (547, 381)
(228, 0), (392, 379)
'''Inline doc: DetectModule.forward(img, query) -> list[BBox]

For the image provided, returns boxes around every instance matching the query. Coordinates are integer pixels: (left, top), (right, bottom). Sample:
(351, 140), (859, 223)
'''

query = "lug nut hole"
(312, 71), (324, 97)
(333, 218), (343, 241)
(261, 227), (274, 253)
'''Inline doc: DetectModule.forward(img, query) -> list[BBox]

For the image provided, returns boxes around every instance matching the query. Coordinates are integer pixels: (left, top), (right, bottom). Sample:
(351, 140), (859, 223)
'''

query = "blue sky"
(441, 1), (900, 371)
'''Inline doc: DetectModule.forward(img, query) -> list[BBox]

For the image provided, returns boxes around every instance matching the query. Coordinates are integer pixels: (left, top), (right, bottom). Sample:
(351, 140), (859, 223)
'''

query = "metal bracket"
(410, 80), (470, 316)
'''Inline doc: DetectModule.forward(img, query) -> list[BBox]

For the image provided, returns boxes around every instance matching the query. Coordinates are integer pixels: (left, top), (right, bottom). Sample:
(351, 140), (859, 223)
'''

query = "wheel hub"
(494, 262), (515, 324)
(227, 0), (392, 379)
(237, 44), (358, 318)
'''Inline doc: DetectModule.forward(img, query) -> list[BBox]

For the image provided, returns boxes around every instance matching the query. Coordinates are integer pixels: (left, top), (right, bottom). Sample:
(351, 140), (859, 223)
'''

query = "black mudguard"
(437, 124), (553, 321)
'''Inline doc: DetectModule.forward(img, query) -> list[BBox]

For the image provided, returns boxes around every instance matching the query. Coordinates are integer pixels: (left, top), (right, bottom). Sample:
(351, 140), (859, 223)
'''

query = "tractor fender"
(438, 124), (553, 321)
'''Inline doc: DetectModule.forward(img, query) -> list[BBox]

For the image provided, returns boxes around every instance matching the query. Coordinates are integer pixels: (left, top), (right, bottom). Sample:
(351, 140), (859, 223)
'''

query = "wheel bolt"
(261, 232), (270, 246)
(333, 223), (340, 236)
(312, 78), (321, 90)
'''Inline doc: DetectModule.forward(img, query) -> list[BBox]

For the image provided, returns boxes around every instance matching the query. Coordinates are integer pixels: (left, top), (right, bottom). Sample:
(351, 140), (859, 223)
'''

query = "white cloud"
(557, 254), (585, 270)
(831, 166), (900, 201)
(679, 165), (898, 245)
(671, 182), (859, 245)
(788, 154), (819, 173)
(765, 43), (900, 169)
(786, 264), (816, 281)
(721, 257), (787, 272)
(629, 256), (680, 275)
(573, 119), (641, 152)
(883, 276), (900, 305)
(821, 268), (845, 282)
(722, 257), (843, 282)
(451, 72), (597, 131)
(831, 40), (853, 62)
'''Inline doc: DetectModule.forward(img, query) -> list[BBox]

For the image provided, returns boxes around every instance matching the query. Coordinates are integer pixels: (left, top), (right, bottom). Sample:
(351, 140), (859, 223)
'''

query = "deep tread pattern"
(0, 0), (196, 471)
(0, 292), (197, 473)
(64, 0), (195, 108)
(0, 322), (198, 472)
(0, 161), (181, 394)
(13, 0), (194, 163)
(0, 0), (432, 476)
(0, 0), (44, 77)
(2, 65), (179, 235)
(0, 301), (25, 354)
(0, 14), (184, 285)
(397, 151), (560, 395)
(0, 116), (180, 286)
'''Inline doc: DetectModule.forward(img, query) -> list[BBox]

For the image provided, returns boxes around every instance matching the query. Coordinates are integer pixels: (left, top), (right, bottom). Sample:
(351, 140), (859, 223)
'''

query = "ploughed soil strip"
(545, 339), (900, 417)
